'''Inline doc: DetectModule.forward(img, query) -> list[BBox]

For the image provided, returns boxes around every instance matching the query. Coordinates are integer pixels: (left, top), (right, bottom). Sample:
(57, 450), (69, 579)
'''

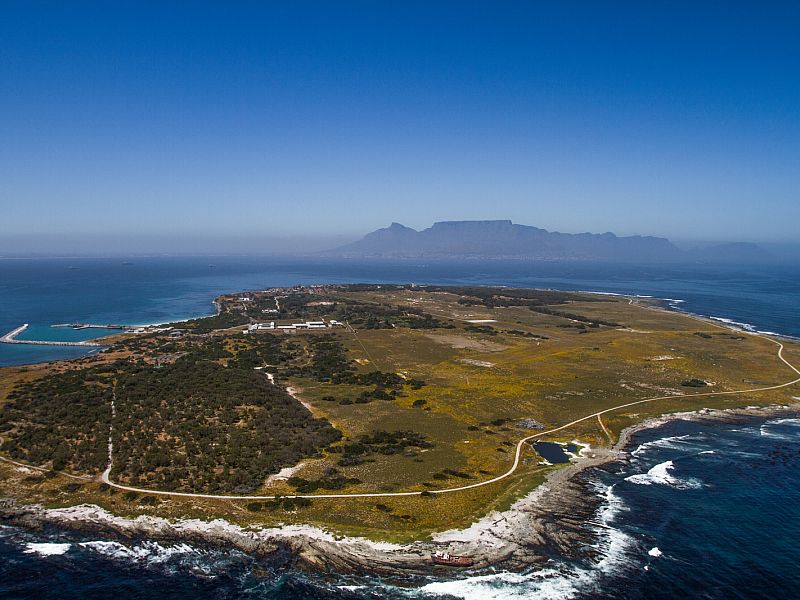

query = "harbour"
(0, 324), (104, 347)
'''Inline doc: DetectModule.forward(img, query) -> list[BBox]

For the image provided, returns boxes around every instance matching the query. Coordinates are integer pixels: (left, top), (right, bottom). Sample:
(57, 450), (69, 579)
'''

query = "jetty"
(0, 324), (103, 347)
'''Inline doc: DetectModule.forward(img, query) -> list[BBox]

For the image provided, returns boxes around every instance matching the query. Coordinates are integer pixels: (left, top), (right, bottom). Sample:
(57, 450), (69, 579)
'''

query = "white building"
(247, 322), (275, 331)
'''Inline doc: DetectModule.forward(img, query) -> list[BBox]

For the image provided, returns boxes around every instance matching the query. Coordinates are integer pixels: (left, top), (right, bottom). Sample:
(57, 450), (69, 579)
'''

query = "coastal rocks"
(1, 504), (279, 557)
(0, 491), (600, 577)
(2, 404), (799, 579)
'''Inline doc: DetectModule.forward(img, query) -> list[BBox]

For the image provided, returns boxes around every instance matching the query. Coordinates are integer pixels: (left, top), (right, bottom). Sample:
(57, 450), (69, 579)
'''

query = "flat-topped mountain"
(328, 220), (676, 261)
(328, 220), (772, 263)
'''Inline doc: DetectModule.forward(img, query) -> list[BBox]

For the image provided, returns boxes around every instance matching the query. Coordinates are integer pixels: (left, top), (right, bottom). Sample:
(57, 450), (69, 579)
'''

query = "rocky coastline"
(3, 403), (798, 578)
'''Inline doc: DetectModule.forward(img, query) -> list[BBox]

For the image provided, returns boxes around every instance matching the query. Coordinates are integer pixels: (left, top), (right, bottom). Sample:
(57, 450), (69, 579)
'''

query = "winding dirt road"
(98, 329), (800, 500)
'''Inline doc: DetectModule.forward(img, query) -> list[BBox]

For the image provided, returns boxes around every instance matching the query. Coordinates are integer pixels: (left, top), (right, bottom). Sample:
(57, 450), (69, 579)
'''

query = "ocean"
(1, 256), (799, 598)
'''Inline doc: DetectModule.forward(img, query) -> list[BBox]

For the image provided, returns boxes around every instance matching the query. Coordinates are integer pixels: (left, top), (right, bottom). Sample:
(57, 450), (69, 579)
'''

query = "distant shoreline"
(3, 281), (799, 368)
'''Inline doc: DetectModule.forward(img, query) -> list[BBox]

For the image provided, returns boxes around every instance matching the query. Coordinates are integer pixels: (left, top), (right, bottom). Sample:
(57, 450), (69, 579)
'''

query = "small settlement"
(245, 319), (344, 333)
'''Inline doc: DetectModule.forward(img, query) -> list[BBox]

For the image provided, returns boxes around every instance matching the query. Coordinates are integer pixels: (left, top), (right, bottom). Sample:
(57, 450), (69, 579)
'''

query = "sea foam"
(625, 461), (703, 489)
(23, 542), (71, 556)
(630, 434), (698, 457)
(417, 481), (638, 600)
(759, 418), (800, 441)
(79, 540), (198, 563)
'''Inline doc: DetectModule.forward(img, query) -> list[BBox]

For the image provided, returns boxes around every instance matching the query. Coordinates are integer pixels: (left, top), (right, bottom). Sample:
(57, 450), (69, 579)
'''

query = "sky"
(1, 1), (799, 254)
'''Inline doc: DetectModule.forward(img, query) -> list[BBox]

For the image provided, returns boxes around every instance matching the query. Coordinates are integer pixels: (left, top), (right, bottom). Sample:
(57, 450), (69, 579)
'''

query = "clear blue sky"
(2, 1), (799, 253)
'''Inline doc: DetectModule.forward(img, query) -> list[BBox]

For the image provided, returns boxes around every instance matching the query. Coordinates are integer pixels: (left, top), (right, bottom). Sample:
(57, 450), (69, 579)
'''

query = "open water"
(1, 256), (798, 598)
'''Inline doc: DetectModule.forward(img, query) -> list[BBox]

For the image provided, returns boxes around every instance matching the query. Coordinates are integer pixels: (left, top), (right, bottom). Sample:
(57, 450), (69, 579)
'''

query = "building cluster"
(245, 319), (344, 333)
(130, 325), (180, 335)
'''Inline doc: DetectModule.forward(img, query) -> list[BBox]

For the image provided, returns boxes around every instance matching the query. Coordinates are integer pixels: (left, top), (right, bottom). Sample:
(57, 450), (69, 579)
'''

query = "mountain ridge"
(326, 220), (771, 263)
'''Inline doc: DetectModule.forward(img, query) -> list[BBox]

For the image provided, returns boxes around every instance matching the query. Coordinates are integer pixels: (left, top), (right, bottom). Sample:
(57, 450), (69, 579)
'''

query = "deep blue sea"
(1, 256), (799, 599)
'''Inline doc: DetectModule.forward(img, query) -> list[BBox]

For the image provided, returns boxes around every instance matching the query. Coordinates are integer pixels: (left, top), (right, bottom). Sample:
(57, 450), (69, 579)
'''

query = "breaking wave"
(416, 481), (639, 599)
(79, 540), (199, 563)
(23, 542), (72, 556)
(707, 316), (784, 337)
(760, 418), (800, 440)
(625, 461), (703, 489)
(630, 434), (700, 457)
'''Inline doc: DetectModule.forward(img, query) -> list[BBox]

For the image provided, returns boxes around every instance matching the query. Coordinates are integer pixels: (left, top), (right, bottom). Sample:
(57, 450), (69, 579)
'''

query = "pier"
(0, 324), (104, 347)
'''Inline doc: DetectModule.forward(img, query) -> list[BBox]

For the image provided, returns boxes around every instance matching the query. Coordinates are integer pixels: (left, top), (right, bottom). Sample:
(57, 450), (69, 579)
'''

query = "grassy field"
(1, 286), (798, 541)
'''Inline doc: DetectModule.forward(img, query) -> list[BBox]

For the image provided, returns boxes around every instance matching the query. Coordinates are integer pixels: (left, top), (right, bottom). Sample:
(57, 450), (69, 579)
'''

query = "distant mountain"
(327, 220), (773, 263)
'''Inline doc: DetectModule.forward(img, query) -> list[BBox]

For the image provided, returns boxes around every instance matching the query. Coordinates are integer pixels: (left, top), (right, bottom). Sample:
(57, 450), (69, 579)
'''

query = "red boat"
(432, 551), (474, 567)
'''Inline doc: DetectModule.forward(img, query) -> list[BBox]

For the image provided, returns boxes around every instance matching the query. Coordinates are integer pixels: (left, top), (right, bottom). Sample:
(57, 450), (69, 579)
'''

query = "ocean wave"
(625, 461), (703, 489)
(709, 316), (756, 330)
(79, 540), (199, 564)
(590, 481), (635, 574)
(759, 419), (800, 440)
(417, 569), (587, 600)
(707, 316), (789, 338)
(336, 585), (367, 592)
(23, 542), (71, 556)
(648, 547), (662, 558)
(630, 434), (700, 458)
(764, 418), (800, 427)
(416, 482), (638, 600)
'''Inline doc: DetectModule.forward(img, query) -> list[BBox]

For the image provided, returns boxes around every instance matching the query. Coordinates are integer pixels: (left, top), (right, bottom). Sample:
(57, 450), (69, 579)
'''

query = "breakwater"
(0, 324), (103, 347)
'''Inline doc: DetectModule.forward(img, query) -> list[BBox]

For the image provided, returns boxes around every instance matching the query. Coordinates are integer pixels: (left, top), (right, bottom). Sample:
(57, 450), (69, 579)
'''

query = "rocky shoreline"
(3, 403), (798, 578)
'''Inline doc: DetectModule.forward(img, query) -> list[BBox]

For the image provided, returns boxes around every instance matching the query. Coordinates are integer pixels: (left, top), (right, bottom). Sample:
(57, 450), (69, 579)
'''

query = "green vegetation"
(288, 468), (361, 493)
(1, 283), (798, 541)
(330, 430), (434, 466)
(443, 286), (598, 308)
(295, 334), (354, 381)
(112, 359), (341, 493)
(333, 300), (454, 329)
(229, 333), (287, 369)
(180, 311), (249, 333)
(0, 364), (114, 472)
(528, 306), (620, 328)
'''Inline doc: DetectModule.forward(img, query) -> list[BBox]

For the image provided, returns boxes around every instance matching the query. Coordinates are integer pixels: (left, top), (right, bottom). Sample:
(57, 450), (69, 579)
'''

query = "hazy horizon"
(2, 3), (799, 251)
(4, 222), (800, 261)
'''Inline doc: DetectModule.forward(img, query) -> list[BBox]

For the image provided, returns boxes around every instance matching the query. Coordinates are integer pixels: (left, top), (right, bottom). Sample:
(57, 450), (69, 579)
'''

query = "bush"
(682, 378), (708, 387)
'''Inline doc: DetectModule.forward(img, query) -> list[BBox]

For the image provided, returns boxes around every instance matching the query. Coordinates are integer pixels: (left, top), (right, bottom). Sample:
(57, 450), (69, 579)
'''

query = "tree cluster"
(0, 365), (115, 473)
(330, 430), (433, 466)
(111, 358), (341, 493)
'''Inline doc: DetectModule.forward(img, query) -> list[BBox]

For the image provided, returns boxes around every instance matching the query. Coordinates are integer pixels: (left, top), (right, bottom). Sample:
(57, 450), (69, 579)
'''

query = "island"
(1, 284), (798, 573)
